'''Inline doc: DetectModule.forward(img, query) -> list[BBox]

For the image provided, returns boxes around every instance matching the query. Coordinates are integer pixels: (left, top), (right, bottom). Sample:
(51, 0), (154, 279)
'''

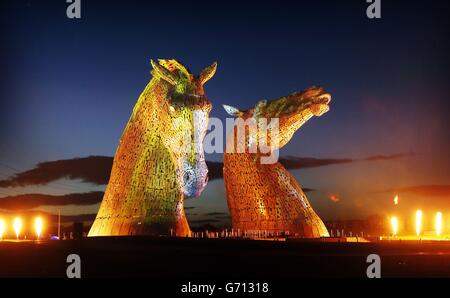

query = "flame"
(391, 216), (398, 236)
(13, 217), (22, 239)
(393, 195), (399, 205)
(0, 219), (5, 240)
(415, 210), (422, 237)
(435, 212), (443, 236)
(35, 217), (43, 239)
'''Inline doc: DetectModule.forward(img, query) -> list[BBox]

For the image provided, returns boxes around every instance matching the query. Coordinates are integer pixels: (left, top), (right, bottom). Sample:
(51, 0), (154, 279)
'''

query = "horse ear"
(199, 62), (217, 85)
(223, 104), (242, 117)
(151, 59), (177, 85)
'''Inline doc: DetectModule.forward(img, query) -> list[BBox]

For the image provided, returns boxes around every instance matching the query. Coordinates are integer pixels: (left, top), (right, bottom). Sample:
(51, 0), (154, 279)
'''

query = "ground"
(0, 237), (450, 278)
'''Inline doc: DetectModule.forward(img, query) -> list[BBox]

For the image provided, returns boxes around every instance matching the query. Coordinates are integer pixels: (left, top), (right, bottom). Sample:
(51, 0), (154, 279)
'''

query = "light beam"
(13, 217), (22, 240)
(435, 212), (443, 236)
(0, 219), (5, 240)
(35, 217), (43, 239)
(415, 210), (422, 237)
(391, 216), (398, 236)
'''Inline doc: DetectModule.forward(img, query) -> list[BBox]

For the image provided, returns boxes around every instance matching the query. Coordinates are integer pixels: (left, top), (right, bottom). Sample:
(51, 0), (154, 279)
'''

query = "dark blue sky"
(0, 0), (449, 222)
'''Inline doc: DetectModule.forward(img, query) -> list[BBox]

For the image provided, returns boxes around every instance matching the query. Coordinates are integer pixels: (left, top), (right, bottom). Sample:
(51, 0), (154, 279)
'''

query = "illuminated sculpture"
(223, 86), (331, 238)
(89, 59), (216, 237)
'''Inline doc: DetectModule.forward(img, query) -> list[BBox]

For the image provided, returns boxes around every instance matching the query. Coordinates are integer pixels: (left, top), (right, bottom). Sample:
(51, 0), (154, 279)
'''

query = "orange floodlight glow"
(35, 217), (43, 239)
(415, 210), (422, 237)
(0, 219), (5, 240)
(391, 216), (399, 236)
(393, 195), (399, 205)
(13, 217), (22, 240)
(435, 212), (443, 236)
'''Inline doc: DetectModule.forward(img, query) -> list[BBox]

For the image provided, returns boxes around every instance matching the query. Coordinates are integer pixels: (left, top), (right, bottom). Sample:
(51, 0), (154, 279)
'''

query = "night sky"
(0, 0), (449, 228)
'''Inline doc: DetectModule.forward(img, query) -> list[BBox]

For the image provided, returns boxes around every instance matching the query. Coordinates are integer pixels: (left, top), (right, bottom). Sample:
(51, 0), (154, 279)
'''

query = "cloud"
(58, 213), (97, 223)
(383, 185), (450, 197)
(0, 152), (415, 188)
(280, 156), (353, 169)
(201, 158), (354, 182)
(204, 212), (228, 216)
(0, 156), (353, 188)
(364, 152), (416, 161)
(0, 191), (104, 210)
(0, 156), (113, 187)
(190, 219), (221, 224)
(214, 215), (231, 219)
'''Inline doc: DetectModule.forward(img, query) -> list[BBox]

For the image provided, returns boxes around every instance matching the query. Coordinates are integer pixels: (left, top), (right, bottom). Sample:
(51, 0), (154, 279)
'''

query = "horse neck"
(116, 79), (185, 196)
(224, 124), (280, 184)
